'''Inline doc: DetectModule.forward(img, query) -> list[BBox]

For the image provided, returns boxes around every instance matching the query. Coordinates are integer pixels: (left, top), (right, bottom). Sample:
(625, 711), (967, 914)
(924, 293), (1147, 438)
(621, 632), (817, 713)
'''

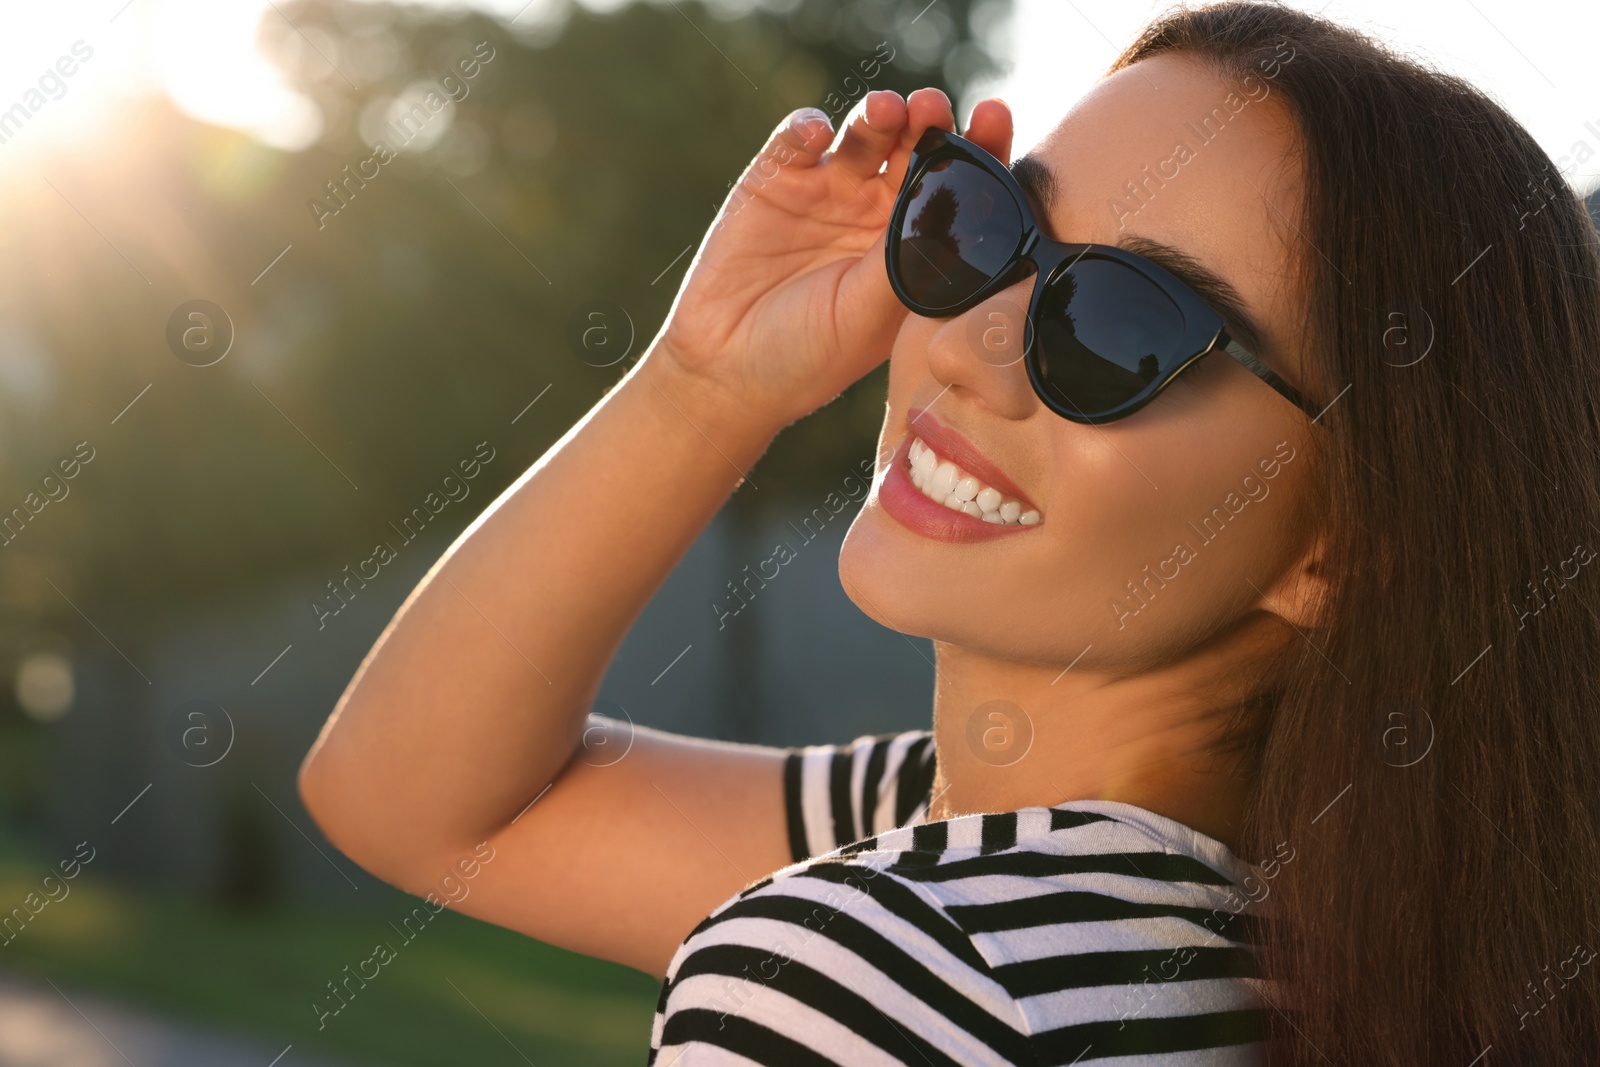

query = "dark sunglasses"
(885, 128), (1320, 425)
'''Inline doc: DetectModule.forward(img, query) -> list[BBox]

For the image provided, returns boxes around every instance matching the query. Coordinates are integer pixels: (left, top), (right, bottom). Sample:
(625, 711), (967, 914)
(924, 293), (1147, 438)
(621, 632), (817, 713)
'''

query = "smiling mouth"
(906, 434), (1041, 526)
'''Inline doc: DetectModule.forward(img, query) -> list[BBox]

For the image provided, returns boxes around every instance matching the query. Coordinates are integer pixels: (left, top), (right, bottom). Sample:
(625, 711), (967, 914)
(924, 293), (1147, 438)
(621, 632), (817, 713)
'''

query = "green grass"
(0, 863), (661, 1066)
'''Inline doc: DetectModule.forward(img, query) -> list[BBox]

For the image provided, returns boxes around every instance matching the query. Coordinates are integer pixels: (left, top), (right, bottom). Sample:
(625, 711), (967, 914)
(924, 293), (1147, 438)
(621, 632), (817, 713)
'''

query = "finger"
(902, 87), (956, 148)
(882, 87), (956, 188)
(756, 106), (836, 174)
(828, 90), (908, 179)
(963, 98), (1015, 164)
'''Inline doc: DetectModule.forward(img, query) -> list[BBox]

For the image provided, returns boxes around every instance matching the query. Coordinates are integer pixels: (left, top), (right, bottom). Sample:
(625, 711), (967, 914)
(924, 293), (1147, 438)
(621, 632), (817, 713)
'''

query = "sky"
(0, 0), (1593, 193)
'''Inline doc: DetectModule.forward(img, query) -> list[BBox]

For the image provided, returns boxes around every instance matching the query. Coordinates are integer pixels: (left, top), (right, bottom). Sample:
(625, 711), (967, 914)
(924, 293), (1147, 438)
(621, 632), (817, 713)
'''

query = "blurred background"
(0, 0), (1591, 1064)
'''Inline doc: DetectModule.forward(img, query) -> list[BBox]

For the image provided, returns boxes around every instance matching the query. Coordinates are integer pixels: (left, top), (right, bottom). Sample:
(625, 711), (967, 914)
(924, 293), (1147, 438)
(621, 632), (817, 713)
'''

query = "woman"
(298, 2), (1600, 1062)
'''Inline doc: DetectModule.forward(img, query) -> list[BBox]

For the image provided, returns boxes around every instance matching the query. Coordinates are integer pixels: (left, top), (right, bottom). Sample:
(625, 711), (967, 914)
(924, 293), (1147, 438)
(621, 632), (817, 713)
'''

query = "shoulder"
(651, 848), (1033, 1067)
(900, 804), (1271, 1063)
(653, 801), (1273, 1065)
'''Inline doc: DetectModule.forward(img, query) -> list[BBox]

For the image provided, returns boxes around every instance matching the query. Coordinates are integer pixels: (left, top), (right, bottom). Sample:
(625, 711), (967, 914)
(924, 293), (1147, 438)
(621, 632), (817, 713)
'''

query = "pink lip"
(876, 408), (1042, 544)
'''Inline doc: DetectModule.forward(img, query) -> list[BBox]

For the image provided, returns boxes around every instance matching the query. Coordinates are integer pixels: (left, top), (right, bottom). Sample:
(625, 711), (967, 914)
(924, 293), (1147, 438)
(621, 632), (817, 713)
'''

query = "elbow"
(296, 745), (335, 840)
(296, 742), (354, 863)
(296, 732), (383, 881)
(295, 720), (446, 893)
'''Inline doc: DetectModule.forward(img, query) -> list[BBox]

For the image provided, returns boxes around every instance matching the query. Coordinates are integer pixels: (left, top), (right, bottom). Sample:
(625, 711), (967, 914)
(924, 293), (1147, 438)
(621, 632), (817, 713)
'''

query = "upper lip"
(904, 407), (1041, 513)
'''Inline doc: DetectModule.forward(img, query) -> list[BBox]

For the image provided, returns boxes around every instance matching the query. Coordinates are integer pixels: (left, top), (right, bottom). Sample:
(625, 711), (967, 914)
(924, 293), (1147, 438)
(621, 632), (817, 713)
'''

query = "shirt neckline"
(905, 796), (1254, 888)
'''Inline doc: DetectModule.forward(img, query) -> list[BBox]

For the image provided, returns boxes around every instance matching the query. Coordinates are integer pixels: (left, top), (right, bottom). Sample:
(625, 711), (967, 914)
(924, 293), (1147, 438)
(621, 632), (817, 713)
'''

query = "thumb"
(835, 227), (908, 373)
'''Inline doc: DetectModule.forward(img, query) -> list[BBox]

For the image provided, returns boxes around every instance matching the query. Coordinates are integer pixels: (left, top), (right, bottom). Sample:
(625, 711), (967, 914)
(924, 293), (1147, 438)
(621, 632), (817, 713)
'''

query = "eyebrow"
(1009, 154), (1269, 357)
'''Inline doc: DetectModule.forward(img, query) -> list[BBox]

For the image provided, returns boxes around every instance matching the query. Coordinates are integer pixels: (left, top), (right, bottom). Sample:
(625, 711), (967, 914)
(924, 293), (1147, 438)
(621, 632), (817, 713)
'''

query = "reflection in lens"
(1033, 258), (1186, 417)
(896, 158), (1021, 310)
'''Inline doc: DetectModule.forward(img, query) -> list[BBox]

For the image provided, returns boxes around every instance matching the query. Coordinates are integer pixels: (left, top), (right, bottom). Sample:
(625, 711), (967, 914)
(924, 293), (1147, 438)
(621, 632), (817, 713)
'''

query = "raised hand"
(653, 88), (1017, 435)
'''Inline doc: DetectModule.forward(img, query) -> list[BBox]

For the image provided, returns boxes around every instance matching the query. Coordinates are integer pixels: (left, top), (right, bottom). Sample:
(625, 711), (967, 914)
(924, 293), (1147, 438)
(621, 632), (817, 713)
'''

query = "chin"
(838, 499), (1028, 649)
(837, 501), (938, 639)
(839, 496), (1136, 669)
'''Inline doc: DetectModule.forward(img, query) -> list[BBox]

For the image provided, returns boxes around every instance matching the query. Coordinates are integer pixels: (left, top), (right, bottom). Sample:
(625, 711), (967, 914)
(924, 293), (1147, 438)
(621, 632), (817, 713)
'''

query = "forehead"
(1022, 51), (1306, 376)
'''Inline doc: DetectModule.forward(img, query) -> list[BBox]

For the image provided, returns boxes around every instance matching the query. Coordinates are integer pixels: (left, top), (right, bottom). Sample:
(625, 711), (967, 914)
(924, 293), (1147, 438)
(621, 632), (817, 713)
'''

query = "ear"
(1255, 526), (1330, 631)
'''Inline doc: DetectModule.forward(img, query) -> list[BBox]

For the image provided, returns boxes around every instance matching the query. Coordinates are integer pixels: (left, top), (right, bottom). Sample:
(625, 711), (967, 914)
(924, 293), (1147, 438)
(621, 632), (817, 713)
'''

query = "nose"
(923, 274), (1040, 421)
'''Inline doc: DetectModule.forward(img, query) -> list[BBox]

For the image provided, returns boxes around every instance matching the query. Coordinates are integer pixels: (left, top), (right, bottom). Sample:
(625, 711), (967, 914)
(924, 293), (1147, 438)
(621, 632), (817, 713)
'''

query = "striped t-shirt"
(648, 730), (1272, 1066)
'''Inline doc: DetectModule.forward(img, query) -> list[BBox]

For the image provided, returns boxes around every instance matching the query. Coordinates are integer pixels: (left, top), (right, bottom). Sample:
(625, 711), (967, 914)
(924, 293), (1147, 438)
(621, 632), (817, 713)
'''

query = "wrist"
(629, 341), (785, 462)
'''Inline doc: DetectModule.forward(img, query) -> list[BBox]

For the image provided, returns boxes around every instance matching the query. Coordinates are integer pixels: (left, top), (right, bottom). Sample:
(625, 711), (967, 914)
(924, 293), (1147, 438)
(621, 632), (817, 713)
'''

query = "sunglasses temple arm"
(1222, 338), (1322, 422)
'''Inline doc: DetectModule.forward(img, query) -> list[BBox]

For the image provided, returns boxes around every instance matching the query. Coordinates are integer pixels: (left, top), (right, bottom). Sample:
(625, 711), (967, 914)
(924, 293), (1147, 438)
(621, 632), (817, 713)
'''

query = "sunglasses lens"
(1033, 258), (1188, 417)
(895, 158), (1021, 311)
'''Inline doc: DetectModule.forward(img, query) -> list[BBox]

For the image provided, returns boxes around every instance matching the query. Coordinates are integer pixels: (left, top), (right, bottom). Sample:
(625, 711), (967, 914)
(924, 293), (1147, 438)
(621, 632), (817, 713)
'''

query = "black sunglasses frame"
(885, 128), (1320, 426)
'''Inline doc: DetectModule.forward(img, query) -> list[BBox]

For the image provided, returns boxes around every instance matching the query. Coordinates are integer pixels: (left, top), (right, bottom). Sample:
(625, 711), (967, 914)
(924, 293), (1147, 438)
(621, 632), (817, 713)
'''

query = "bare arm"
(298, 87), (988, 978)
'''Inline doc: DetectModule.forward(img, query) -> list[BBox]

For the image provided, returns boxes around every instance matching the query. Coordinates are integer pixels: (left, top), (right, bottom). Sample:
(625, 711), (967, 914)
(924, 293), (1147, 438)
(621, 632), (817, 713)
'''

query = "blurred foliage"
(0, 0), (1008, 654)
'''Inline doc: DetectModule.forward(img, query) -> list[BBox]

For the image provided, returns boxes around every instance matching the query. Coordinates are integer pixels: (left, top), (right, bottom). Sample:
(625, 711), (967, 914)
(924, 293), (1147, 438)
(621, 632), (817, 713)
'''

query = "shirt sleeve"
(781, 730), (937, 862)
(650, 859), (1033, 1067)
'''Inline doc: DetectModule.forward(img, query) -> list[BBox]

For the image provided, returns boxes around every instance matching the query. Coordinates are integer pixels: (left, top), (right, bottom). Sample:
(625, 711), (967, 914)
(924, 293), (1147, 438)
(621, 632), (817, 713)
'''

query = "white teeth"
(905, 435), (1040, 527)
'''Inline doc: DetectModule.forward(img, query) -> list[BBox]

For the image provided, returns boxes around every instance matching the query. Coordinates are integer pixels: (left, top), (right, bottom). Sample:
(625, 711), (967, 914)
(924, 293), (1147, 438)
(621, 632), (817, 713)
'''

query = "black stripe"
(860, 737), (890, 835)
(891, 849), (1235, 886)
(783, 749), (809, 863)
(838, 834), (879, 857)
(981, 812), (1017, 854)
(946, 888), (1267, 945)
(910, 820), (949, 856)
(884, 822), (945, 870)
(828, 748), (855, 850)
(690, 892), (1033, 1060)
(894, 734), (937, 826)
(1033, 1007), (1266, 1063)
(789, 862), (990, 972)
(1051, 808), (1115, 832)
(658, 1007), (846, 1067)
(662, 945), (997, 1067)
(992, 944), (1259, 997)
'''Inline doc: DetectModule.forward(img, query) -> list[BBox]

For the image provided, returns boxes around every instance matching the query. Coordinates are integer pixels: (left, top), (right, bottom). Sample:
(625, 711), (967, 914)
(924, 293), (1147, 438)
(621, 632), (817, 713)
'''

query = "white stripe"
(1021, 974), (1266, 1031)
(975, 912), (1250, 963)
(1015, 807), (1055, 840)
(847, 735), (874, 844)
(799, 746), (839, 859)
(873, 823), (920, 854)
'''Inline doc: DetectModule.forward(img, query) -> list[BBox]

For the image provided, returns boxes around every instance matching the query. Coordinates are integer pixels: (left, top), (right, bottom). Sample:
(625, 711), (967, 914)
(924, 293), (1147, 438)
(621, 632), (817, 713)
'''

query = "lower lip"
(878, 435), (1037, 544)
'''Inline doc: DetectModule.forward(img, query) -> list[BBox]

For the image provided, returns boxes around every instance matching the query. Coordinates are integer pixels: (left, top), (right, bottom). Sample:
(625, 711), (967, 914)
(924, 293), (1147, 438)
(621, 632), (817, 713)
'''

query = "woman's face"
(841, 52), (1322, 670)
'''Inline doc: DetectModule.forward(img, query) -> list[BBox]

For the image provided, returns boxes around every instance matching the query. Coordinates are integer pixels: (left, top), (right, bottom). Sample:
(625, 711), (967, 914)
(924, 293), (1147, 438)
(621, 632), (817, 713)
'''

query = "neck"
(925, 617), (1282, 857)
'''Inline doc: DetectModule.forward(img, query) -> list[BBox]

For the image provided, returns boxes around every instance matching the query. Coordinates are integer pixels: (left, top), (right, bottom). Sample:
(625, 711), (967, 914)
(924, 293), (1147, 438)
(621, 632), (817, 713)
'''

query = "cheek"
(1045, 391), (1311, 657)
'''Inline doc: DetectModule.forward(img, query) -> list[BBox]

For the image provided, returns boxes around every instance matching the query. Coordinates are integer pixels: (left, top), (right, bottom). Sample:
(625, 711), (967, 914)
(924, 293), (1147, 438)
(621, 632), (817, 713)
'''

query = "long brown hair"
(1111, 4), (1600, 1061)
